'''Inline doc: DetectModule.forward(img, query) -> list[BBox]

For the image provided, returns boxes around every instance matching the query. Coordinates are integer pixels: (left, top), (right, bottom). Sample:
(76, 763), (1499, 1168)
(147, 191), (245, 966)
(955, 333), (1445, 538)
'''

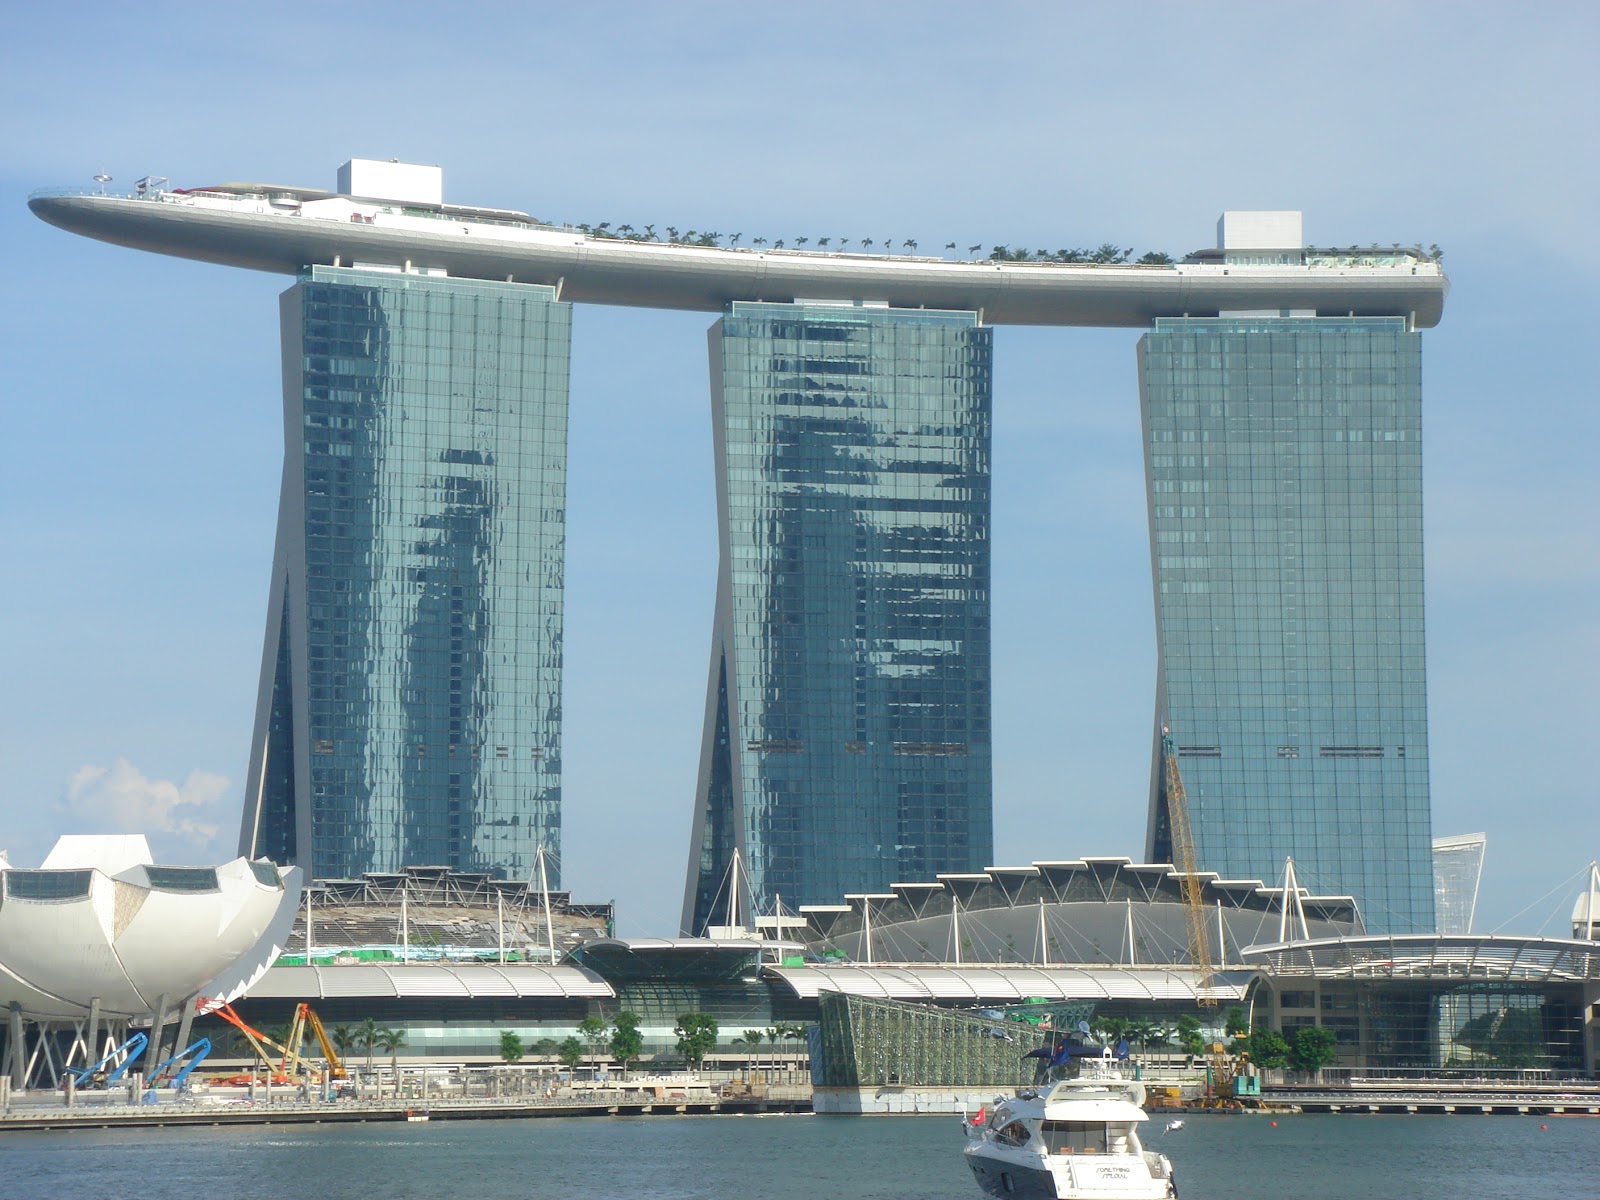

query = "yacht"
(963, 1054), (1177, 1200)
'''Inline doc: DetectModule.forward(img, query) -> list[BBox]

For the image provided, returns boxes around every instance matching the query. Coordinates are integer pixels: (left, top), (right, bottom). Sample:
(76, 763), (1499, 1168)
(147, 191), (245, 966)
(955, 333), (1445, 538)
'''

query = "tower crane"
(1162, 728), (1216, 1007)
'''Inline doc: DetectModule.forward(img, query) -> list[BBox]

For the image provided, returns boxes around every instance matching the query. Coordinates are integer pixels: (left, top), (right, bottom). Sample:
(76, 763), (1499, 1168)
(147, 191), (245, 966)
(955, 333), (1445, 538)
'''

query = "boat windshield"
(1039, 1121), (1108, 1155)
(995, 1120), (1032, 1147)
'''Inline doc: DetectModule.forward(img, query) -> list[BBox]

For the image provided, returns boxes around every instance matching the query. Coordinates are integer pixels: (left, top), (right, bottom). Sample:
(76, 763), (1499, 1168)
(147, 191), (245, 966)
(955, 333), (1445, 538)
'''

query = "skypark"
(29, 159), (1447, 328)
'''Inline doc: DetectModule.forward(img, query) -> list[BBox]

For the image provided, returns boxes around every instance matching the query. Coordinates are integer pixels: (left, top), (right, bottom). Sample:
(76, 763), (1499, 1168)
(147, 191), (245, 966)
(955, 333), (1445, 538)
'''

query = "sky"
(2, 1), (1596, 938)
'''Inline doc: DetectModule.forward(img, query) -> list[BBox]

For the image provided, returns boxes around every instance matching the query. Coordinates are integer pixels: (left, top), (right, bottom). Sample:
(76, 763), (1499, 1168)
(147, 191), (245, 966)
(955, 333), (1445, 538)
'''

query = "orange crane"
(1162, 728), (1217, 1007)
(203, 999), (348, 1083)
(203, 999), (291, 1083)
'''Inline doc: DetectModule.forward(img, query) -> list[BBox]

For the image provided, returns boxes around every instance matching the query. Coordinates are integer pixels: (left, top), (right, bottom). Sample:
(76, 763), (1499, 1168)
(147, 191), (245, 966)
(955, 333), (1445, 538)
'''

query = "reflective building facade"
(1433, 832), (1487, 935)
(1141, 316), (1435, 933)
(683, 303), (993, 933)
(240, 267), (570, 882)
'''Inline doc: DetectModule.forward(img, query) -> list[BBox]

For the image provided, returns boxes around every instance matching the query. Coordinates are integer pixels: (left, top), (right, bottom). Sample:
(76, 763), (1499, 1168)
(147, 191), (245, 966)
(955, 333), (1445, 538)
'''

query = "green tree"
(356, 1017), (380, 1073)
(1092, 1015), (1130, 1044)
(1176, 1014), (1205, 1058)
(499, 1031), (526, 1065)
(740, 1029), (765, 1078)
(674, 1012), (719, 1069)
(374, 1028), (407, 1078)
(1290, 1026), (1338, 1077)
(781, 1022), (808, 1071)
(557, 1036), (585, 1072)
(609, 1011), (643, 1076)
(1223, 1007), (1250, 1036)
(1247, 1028), (1290, 1070)
(532, 1037), (559, 1060)
(330, 1024), (357, 1059)
(1137, 251), (1174, 265)
(577, 1014), (609, 1077)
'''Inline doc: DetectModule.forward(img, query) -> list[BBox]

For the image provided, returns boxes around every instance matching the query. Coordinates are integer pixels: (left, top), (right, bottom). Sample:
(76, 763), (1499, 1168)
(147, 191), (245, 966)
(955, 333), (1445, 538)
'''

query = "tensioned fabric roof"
(247, 963), (613, 1001)
(763, 965), (1255, 1003)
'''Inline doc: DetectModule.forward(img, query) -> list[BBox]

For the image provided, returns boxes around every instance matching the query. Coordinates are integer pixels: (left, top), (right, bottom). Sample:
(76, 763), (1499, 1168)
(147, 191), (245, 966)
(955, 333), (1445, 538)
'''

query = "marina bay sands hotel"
(30, 159), (1448, 935)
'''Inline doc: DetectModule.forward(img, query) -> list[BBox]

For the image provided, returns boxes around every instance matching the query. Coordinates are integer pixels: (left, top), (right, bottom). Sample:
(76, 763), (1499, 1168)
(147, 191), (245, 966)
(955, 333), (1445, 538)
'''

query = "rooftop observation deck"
(28, 182), (1448, 328)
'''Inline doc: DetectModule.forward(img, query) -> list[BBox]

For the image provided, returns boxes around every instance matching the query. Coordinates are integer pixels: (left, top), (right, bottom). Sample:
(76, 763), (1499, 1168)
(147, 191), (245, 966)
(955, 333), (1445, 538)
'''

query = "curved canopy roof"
(1240, 934), (1600, 983)
(764, 964), (1255, 1003)
(245, 962), (613, 1000)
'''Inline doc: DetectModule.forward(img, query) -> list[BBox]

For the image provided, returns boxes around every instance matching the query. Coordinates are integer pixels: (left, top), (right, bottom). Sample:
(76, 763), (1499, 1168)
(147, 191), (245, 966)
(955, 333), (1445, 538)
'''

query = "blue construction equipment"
(146, 1038), (212, 1091)
(70, 1032), (148, 1087)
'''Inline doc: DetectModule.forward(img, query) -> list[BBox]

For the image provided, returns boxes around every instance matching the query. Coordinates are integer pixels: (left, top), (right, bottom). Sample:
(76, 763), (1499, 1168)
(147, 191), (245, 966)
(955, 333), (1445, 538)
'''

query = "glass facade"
(1140, 316), (1434, 933)
(684, 303), (993, 933)
(1274, 981), (1587, 1075)
(1432, 833), (1487, 935)
(239, 267), (570, 883)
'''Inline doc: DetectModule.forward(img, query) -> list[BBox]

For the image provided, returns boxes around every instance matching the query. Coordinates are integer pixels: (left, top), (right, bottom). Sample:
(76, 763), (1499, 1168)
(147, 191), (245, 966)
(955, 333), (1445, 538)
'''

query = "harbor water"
(4, 1111), (1596, 1199)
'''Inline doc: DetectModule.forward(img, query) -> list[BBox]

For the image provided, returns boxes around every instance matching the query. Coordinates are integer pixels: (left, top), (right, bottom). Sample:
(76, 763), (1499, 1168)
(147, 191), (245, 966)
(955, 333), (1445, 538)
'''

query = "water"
(3, 1112), (1596, 1199)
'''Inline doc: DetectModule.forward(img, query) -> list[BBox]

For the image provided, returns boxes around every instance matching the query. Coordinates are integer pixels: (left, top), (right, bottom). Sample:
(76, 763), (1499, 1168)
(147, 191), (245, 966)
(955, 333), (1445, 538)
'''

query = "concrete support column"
(172, 996), (197, 1060)
(143, 993), (170, 1076)
(9, 1003), (26, 1089)
(1582, 983), (1599, 1079)
(85, 997), (102, 1069)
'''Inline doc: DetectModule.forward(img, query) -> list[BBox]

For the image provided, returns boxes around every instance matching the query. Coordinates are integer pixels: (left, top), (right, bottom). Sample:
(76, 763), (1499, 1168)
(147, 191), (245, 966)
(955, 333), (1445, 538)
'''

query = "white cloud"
(57, 759), (229, 851)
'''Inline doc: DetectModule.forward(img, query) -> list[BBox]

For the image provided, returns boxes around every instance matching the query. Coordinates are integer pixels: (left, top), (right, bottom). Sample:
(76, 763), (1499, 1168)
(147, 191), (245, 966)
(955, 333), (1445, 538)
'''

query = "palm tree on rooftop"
(968, 244), (983, 255)
(861, 237), (874, 251)
(795, 237), (809, 247)
(904, 239), (917, 252)
(753, 236), (767, 247)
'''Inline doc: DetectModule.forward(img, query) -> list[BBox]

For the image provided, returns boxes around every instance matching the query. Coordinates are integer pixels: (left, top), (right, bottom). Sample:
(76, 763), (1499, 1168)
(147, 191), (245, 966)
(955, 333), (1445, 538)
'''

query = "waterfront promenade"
(0, 1082), (814, 1131)
(1264, 1079), (1600, 1116)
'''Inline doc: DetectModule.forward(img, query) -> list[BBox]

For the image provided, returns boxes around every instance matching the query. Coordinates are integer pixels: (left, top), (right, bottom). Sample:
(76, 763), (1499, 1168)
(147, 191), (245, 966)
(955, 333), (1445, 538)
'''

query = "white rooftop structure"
(1217, 210), (1304, 250)
(28, 163), (1448, 328)
(337, 157), (443, 205)
(0, 835), (301, 1020)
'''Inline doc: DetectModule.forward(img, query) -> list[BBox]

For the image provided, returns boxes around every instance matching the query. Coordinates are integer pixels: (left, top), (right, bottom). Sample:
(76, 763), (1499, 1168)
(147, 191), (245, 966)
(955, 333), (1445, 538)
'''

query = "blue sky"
(3, 1), (1595, 936)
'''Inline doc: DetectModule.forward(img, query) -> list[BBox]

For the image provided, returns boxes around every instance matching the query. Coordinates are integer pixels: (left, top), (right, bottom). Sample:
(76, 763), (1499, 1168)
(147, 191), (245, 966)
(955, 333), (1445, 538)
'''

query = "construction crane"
(147, 1038), (212, 1091)
(203, 1000), (291, 1084)
(1162, 728), (1217, 1006)
(68, 1032), (148, 1088)
(282, 1002), (348, 1081)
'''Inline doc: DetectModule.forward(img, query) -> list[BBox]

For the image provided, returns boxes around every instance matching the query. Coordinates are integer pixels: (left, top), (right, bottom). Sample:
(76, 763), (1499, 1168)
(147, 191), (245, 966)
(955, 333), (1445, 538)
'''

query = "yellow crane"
(1162, 728), (1216, 1007)
(283, 1002), (348, 1081)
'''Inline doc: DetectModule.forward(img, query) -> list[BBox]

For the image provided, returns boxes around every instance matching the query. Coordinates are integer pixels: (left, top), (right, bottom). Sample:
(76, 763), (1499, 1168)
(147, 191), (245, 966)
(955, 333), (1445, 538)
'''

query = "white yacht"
(963, 1056), (1177, 1200)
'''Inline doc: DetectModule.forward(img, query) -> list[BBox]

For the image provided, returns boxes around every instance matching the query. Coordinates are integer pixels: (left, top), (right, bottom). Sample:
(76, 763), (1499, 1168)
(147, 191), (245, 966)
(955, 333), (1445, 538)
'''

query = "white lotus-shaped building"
(0, 835), (301, 1020)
